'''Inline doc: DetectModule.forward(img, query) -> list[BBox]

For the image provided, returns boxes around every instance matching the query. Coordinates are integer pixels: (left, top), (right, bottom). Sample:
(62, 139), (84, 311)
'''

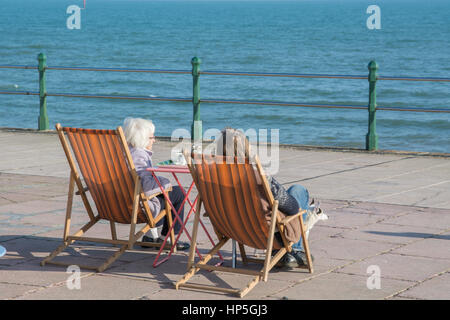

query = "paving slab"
(0, 199), (69, 216)
(104, 254), (190, 284)
(344, 201), (424, 216)
(307, 225), (350, 243)
(268, 257), (352, 283)
(311, 237), (396, 262)
(380, 211), (450, 230)
(336, 253), (450, 282)
(320, 209), (386, 229)
(1, 130), (450, 300)
(0, 237), (73, 267)
(0, 259), (95, 288)
(0, 283), (42, 300)
(172, 269), (294, 300)
(271, 272), (412, 300)
(14, 273), (162, 300)
(337, 222), (444, 245)
(390, 231), (450, 260)
(0, 226), (54, 243)
(396, 272), (450, 300)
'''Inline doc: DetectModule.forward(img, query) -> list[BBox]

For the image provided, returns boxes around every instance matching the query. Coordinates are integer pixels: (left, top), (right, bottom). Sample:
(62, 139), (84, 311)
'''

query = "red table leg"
(145, 167), (224, 268)
(172, 172), (224, 263)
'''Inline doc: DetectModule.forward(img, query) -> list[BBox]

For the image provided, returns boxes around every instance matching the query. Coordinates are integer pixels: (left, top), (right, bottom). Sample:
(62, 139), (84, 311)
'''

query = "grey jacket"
(129, 146), (171, 217)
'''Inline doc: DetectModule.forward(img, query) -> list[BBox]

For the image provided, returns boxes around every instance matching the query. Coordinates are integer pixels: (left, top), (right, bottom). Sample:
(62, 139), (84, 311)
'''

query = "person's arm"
(132, 149), (171, 196)
(267, 176), (299, 215)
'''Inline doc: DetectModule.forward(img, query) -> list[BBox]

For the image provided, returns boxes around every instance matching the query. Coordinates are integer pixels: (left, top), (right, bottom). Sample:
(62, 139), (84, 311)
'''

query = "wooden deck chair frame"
(41, 123), (175, 272)
(175, 151), (313, 298)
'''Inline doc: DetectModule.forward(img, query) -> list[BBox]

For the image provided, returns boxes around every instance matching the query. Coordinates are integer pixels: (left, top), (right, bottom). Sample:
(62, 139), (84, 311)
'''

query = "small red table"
(146, 165), (224, 267)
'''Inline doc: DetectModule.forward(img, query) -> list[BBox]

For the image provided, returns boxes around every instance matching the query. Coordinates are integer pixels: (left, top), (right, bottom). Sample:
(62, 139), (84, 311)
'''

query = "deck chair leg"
(110, 221), (118, 247)
(63, 172), (76, 241)
(41, 173), (75, 267)
(97, 244), (128, 272)
(41, 217), (99, 266)
(238, 243), (248, 266)
(239, 276), (261, 298)
(128, 180), (141, 250)
(40, 242), (71, 267)
(165, 197), (177, 254)
(110, 222), (117, 241)
(176, 237), (228, 290)
(263, 200), (279, 282)
(187, 199), (202, 270)
(299, 212), (314, 273)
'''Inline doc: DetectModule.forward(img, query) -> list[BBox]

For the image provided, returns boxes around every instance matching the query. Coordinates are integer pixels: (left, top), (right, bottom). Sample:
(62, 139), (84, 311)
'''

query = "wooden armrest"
(142, 185), (173, 201)
(75, 187), (89, 195)
(281, 209), (307, 224)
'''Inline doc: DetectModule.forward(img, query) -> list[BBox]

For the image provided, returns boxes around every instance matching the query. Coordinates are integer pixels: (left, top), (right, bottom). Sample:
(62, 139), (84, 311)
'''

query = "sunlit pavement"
(0, 129), (449, 300)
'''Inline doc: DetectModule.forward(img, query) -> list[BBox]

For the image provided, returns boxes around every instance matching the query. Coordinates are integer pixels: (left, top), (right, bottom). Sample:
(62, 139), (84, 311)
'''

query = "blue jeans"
(286, 184), (310, 252)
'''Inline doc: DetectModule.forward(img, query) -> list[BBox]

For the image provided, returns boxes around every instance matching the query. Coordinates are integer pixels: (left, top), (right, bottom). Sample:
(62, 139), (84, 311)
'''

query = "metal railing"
(0, 53), (449, 151)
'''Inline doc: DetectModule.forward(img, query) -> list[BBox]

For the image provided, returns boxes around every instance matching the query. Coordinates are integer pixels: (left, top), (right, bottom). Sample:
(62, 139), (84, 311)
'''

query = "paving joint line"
(369, 180), (450, 202)
(333, 269), (417, 284)
(7, 272), (96, 300)
(283, 156), (415, 184)
(384, 268), (450, 300)
(275, 227), (450, 297)
(371, 162), (450, 183)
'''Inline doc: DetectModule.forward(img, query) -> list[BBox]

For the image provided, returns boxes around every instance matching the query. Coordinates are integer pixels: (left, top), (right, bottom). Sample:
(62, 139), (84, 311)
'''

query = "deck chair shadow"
(41, 124), (175, 272)
(175, 151), (314, 298)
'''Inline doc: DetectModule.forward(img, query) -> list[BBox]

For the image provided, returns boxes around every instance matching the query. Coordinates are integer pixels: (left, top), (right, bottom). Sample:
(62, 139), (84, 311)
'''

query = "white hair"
(122, 117), (155, 149)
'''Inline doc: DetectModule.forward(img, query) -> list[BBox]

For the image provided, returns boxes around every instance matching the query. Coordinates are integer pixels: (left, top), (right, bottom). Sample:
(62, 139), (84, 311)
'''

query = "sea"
(0, 0), (449, 153)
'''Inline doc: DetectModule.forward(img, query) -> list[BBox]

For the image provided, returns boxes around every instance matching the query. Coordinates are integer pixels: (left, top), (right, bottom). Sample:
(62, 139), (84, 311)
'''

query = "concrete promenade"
(0, 129), (449, 300)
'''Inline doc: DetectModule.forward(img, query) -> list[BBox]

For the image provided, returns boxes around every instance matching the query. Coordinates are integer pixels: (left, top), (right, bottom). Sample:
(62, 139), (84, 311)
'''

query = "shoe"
(156, 237), (191, 251)
(278, 251), (314, 268)
(278, 253), (298, 268)
(140, 235), (157, 248)
(309, 198), (320, 210)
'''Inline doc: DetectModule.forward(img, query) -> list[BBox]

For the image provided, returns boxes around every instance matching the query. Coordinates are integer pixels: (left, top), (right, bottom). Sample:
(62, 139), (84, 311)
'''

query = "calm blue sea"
(0, 0), (449, 153)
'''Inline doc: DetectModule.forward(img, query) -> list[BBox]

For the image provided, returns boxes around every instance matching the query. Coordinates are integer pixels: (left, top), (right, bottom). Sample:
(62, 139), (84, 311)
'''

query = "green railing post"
(191, 57), (202, 144)
(366, 60), (378, 151)
(37, 53), (49, 130)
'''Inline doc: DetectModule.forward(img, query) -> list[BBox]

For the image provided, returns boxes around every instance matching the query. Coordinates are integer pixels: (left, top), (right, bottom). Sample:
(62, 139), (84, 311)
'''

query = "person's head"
(216, 127), (251, 160)
(122, 117), (156, 151)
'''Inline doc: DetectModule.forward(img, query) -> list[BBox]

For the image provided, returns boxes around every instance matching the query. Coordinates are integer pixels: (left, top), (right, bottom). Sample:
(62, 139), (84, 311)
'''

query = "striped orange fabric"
(63, 127), (147, 224)
(193, 154), (272, 249)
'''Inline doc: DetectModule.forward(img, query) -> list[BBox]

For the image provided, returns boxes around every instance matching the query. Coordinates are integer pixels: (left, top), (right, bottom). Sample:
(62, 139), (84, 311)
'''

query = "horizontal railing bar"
(200, 70), (367, 79)
(0, 64), (191, 74)
(376, 106), (450, 113)
(0, 90), (448, 112)
(2, 64), (448, 82)
(0, 90), (39, 95)
(378, 76), (450, 82)
(201, 98), (368, 110)
(46, 92), (192, 102)
(201, 70), (450, 82)
(0, 65), (38, 70)
(46, 66), (191, 74)
(202, 98), (450, 113)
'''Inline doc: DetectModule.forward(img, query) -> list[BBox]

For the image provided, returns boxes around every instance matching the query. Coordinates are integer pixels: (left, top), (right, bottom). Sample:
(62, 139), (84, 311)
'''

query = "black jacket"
(267, 176), (299, 216)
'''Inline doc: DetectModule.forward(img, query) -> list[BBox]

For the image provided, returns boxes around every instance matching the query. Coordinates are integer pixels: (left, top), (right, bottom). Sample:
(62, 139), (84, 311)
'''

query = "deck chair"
(41, 124), (175, 272)
(175, 151), (314, 297)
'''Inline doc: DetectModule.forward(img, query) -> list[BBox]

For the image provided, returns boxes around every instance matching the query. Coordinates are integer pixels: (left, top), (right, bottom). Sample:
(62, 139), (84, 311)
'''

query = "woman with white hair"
(122, 117), (190, 251)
